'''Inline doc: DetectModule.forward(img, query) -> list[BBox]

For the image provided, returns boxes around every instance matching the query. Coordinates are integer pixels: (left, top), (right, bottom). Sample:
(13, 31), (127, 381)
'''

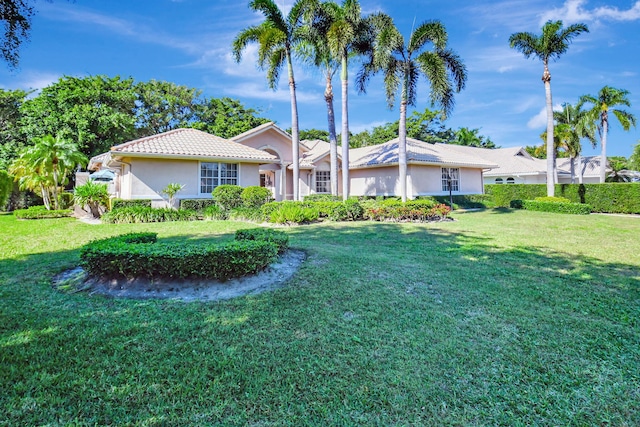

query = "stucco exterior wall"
(350, 167), (400, 197)
(484, 174), (546, 185)
(117, 157), (260, 205)
(237, 128), (302, 164)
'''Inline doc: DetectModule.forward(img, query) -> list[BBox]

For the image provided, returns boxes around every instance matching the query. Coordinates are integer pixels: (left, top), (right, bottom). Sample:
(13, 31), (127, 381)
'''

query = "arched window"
(506, 177), (515, 184)
(495, 178), (503, 184)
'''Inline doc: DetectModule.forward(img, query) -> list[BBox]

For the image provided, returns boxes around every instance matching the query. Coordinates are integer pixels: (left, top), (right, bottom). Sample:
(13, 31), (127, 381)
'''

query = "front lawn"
(1, 210), (638, 425)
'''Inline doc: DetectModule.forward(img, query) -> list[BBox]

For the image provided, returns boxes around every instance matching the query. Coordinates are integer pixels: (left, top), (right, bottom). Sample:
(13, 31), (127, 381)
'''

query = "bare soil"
(53, 250), (306, 302)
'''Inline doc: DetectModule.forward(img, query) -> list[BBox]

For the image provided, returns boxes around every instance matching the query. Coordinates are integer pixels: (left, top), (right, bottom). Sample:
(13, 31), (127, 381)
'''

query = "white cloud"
(526, 104), (562, 129)
(1, 71), (61, 93)
(540, 0), (640, 24)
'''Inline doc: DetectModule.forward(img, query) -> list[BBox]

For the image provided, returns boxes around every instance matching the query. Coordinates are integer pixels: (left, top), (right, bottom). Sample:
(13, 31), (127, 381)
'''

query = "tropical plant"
(509, 20), (588, 196)
(629, 141), (640, 172)
(578, 86), (637, 183)
(454, 127), (497, 148)
(605, 157), (632, 183)
(361, 17), (467, 202)
(554, 102), (595, 183)
(74, 180), (109, 218)
(297, 0), (340, 196)
(9, 134), (87, 210)
(161, 182), (185, 209)
(325, 0), (376, 200)
(232, 0), (307, 200)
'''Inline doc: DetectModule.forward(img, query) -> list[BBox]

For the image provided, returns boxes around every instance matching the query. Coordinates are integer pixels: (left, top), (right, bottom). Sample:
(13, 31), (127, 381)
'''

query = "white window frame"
(315, 170), (331, 194)
(199, 162), (239, 194)
(442, 168), (460, 192)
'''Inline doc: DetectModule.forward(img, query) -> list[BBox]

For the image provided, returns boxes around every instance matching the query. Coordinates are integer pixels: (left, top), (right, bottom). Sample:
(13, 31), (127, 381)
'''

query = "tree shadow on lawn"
(1, 223), (639, 425)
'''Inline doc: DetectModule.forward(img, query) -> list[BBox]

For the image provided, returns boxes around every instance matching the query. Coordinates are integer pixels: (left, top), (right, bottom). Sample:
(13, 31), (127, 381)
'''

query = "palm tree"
(10, 134), (86, 209)
(361, 17), (467, 202)
(232, 0), (308, 200)
(325, 0), (375, 200)
(578, 86), (637, 183)
(297, 0), (340, 196)
(554, 102), (595, 183)
(509, 20), (588, 196)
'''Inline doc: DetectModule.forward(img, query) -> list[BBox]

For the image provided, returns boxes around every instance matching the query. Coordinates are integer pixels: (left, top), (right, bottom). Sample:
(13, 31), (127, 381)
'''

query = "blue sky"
(1, 0), (639, 157)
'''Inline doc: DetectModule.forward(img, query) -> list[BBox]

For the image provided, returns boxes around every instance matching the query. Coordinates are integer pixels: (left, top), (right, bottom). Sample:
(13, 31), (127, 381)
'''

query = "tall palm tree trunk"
(398, 85), (408, 202)
(570, 155), (575, 183)
(600, 115), (608, 183)
(325, 71), (339, 196)
(577, 153), (584, 184)
(287, 53), (300, 201)
(543, 62), (555, 196)
(340, 55), (349, 200)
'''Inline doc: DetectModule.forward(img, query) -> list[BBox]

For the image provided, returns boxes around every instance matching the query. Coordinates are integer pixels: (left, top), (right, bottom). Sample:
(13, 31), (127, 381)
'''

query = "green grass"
(1, 210), (639, 426)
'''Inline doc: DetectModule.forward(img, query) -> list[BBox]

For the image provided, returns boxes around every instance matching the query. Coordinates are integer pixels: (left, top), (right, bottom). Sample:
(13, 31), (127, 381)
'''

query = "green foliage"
(190, 97), (270, 139)
(111, 199), (152, 209)
(179, 198), (216, 212)
(629, 141), (640, 171)
(101, 207), (199, 224)
(203, 204), (228, 220)
(520, 200), (592, 215)
(0, 169), (12, 209)
(74, 181), (109, 218)
(432, 194), (495, 209)
(488, 183), (640, 214)
(213, 184), (243, 210)
(161, 182), (185, 208)
(534, 196), (571, 203)
(454, 127), (497, 148)
(57, 192), (74, 209)
(0, 89), (28, 169)
(267, 202), (319, 224)
(235, 228), (289, 254)
(20, 75), (138, 158)
(241, 186), (273, 208)
(13, 205), (71, 219)
(228, 206), (263, 222)
(365, 203), (451, 222)
(80, 231), (279, 281)
(298, 129), (329, 142)
(327, 199), (364, 221)
(134, 80), (201, 135)
(303, 194), (342, 202)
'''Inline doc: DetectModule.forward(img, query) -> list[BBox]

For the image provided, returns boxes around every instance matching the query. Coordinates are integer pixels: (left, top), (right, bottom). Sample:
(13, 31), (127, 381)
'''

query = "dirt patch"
(52, 250), (306, 302)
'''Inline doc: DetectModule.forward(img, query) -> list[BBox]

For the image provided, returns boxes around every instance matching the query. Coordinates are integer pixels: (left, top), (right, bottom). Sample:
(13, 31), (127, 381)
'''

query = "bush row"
(511, 199), (592, 215)
(366, 204), (451, 222)
(180, 199), (217, 212)
(101, 207), (199, 223)
(486, 183), (640, 214)
(13, 206), (72, 219)
(80, 228), (288, 281)
(111, 198), (152, 209)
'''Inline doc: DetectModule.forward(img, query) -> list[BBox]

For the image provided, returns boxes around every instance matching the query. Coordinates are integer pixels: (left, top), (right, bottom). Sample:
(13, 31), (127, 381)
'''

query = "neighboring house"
(86, 123), (498, 204)
(441, 144), (606, 185)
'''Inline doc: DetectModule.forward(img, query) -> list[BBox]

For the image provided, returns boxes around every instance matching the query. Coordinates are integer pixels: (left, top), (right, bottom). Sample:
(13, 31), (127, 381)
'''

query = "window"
(200, 162), (238, 193)
(315, 171), (330, 193)
(495, 178), (504, 184)
(506, 177), (515, 184)
(441, 168), (459, 192)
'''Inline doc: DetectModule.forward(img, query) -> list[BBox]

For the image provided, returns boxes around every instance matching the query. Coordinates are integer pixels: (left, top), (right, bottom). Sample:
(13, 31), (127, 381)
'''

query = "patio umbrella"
(89, 169), (115, 181)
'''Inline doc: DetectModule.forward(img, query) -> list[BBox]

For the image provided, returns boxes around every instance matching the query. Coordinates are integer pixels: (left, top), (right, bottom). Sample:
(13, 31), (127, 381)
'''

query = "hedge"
(432, 194), (495, 209)
(486, 183), (640, 214)
(516, 200), (592, 215)
(365, 203), (451, 222)
(111, 198), (153, 209)
(235, 228), (289, 253)
(180, 198), (217, 211)
(80, 228), (288, 281)
(14, 206), (72, 219)
(101, 207), (199, 223)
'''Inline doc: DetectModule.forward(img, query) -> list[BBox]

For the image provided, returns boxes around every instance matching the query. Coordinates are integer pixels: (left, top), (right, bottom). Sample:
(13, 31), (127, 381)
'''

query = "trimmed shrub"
(101, 207), (199, 223)
(534, 196), (571, 203)
(241, 186), (274, 208)
(180, 198), (217, 212)
(432, 194), (495, 209)
(80, 231), (281, 281)
(520, 200), (591, 215)
(486, 184), (546, 208)
(304, 194), (341, 202)
(327, 199), (364, 221)
(14, 205), (72, 219)
(365, 203), (451, 222)
(111, 198), (152, 209)
(235, 228), (289, 253)
(213, 185), (243, 210)
(203, 204), (228, 220)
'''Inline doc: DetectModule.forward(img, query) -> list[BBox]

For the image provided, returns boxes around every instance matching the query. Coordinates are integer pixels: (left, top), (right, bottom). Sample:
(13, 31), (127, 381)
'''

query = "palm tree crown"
(232, 0), (308, 200)
(509, 20), (588, 196)
(578, 86), (636, 183)
(361, 17), (466, 201)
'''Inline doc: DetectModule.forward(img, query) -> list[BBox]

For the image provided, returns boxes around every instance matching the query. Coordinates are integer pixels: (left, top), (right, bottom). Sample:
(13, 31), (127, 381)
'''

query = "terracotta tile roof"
(110, 128), (277, 162)
(230, 122), (293, 144)
(349, 138), (498, 169)
(300, 139), (333, 163)
(88, 152), (111, 171)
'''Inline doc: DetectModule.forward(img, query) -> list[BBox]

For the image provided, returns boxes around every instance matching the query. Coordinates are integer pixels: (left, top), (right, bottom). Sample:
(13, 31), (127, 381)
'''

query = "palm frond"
(249, 0), (288, 35)
(611, 109), (636, 131)
(409, 21), (446, 53)
(508, 32), (539, 59)
(416, 51), (455, 116)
